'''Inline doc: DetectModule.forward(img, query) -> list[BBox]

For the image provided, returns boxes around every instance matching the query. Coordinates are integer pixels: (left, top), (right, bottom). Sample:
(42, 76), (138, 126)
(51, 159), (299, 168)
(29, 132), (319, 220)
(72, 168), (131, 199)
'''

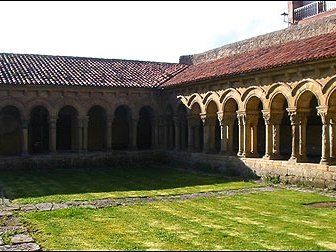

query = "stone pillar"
(201, 113), (209, 153)
(237, 112), (245, 157)
(288, 109), (299, 162)
(330, 117), (335, 163)
(129, 117), (138, 150)
(77, 118), (83, 152)
(251, 123), (258, 157)
(82, 116), (89, 152)
(227, 120), (234, 155)
(187, 116), (194, 152)
(173, 116), (180, 151)
(49, 117), (57, 153)
(217, 112), (226, 154)
(262, 110), (272, 159)
(299, 114), (308, 162)
(150, 117), (158, 149)
(22, 119), (29, 156)
(194, 123), (200, 152)
(106, 116), (113, 151)
(181, 121), (187, 151)
(318, 107), (329, 165)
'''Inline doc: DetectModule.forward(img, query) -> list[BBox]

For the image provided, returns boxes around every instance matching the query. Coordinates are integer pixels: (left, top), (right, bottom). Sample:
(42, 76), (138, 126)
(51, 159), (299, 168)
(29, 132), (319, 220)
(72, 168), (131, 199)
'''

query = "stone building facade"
(1, 3), (336, 188)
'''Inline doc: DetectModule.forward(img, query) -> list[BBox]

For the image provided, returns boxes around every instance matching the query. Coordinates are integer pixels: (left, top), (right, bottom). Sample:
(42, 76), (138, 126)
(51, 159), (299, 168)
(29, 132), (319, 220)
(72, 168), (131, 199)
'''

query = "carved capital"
(262, 110), (271, 125)
(200, 112), (207, 125)
(317, 106), (329, 125)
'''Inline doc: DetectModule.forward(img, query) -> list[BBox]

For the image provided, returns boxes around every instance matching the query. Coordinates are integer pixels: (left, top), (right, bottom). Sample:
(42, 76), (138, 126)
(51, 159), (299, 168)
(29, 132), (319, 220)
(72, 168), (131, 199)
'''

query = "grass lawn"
(20, 189), (336, 251)
(0, 165), (257, 204)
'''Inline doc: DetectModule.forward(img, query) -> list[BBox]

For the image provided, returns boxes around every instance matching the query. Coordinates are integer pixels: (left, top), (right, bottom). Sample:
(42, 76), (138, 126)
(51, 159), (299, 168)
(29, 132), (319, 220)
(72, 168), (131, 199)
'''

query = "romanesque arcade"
(164, 78), (336, 165)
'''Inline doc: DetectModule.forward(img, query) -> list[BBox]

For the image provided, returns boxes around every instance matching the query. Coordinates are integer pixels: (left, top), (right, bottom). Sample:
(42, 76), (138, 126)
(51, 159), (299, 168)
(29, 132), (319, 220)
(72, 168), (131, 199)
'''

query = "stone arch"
(112, 105), (132, 150)
(137, 105), (155, 150)
(54, 97), (84, 118)
(266, 83), (293, 108)
(26, 98), (53, 119)
(296, 90), (322, 163)
(243, 92), (266, 111)
(85, 99), (111, 116)
(164, 104), (175, 150)
(0, 105), (23, 155)
(220, 88), (243, 111)
(292, 79), (324, 106)
(294, 87), (323, 108)
(0, 98), (26, 121)
(87, 105), (107, 151)
(189, 96), (205, 114)
(187, 93), (202, 107)
(56, 105), (79, 151)
(241, 86), (266, 104)
(322, 75), (336, 95)
(204, 93), (221, 114)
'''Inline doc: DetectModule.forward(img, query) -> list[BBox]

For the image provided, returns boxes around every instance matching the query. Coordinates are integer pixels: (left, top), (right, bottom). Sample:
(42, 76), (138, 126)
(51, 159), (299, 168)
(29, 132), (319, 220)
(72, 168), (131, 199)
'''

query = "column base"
(263, 154), (272, 160)
(320, 158), (329, 165)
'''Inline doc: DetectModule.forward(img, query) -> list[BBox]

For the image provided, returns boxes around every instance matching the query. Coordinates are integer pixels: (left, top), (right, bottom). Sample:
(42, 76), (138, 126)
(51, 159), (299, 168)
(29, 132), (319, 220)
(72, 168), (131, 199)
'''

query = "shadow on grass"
(0, 159), (258, 201)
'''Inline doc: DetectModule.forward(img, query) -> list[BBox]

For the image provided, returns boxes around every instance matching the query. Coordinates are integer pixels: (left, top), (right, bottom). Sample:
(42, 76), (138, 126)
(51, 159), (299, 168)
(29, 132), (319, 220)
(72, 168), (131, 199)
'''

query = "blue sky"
(0, 1), (288, 63)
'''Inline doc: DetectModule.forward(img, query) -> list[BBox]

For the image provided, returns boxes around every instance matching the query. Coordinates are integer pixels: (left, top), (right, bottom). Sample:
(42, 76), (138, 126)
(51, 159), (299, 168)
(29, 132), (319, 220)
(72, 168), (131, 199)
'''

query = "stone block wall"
(179, 15), (336, 65)
(168, 151), (336, 189)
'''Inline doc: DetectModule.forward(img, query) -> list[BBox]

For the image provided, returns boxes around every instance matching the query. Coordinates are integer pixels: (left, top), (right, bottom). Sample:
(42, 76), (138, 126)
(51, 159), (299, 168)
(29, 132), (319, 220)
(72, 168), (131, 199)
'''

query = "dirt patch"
(305, 202), (336, 208)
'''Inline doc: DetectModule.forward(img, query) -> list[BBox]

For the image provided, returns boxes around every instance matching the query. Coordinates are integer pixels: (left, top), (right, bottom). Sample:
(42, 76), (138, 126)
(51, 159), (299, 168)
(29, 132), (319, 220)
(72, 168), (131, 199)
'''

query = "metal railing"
(294, 1), (336, 21)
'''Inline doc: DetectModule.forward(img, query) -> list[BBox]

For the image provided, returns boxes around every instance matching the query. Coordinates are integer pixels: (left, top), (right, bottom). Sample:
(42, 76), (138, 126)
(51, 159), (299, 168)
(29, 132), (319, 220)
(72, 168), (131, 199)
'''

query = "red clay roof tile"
(0, 54), (188, 88)
(162, 32), (336, 88)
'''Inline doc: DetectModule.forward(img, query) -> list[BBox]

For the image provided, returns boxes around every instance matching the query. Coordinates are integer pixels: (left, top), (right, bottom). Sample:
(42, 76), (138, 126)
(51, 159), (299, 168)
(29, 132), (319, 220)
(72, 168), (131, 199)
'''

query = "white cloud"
(0, 1), (288, 63)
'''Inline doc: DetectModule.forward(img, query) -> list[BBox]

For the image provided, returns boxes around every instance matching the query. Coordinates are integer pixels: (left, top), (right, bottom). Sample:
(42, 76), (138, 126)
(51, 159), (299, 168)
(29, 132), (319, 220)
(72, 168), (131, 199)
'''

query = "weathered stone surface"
(20, 205), (37, 212)
(0, 243), (40, 251)
(0, 212), (12, 217)
(11, 234), (34, 245)
(51, 203), (68, 211)
(35, 203), (52, 211)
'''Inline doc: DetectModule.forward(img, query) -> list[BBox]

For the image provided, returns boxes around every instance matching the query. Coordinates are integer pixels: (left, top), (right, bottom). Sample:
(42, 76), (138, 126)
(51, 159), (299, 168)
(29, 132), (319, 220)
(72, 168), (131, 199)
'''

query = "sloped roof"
(162, 32), (336, 88)
(0, 53), (188, 88)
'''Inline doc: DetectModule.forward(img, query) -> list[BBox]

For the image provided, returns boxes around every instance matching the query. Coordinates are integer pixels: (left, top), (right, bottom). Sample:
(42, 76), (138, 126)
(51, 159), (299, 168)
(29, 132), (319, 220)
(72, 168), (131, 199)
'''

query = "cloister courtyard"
(1, 163), (336, 250)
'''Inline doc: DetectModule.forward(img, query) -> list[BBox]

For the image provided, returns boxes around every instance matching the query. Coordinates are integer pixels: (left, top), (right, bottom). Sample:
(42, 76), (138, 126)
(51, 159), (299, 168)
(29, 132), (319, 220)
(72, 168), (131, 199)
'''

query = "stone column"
(288, 109), (299, 162)
(22, 119), (29, 156)
(187, 116), (194, 152)
(227, 120), (235, 155)
(299, 114), (308, 162)
(82, 116), (89, 153)
(180, 121), (187, 151)
(217, 112), (226, 154)
(318, 107), (329, 165)
(201, 113), (209, 153)
(150, 117), (158, 149)
(330, 117), (335, 163)
(247, 115), (258, 157)
(262, 110), (272, 159)
(49, 117), (57, 153)
(271, 113), (283, 159)
(237, 112), (245, 157)
(77, 118), (83, 152)
(173, 116), (180, 151)
(194, 122), (200, 152)
(106, 116), (113, 151)
(129, 117), (138, 150)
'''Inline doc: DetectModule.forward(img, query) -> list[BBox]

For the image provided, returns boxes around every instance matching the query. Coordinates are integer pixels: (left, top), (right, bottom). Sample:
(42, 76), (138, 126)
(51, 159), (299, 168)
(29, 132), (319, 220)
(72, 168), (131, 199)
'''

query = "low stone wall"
(0, 150), (164, 170)
(1, 150), (336, 190)
(167, 151), (336, 189)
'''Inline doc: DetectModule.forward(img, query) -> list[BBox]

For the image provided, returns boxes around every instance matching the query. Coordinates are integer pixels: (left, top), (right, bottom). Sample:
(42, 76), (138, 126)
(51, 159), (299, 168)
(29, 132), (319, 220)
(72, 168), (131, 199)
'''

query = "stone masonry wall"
(168, 151), (336, 190)
(179, 15), (336, 65)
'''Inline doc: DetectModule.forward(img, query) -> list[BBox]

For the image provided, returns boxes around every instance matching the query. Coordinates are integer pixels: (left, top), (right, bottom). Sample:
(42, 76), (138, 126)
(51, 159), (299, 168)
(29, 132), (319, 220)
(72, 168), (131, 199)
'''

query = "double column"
(217, 112), (235, 155)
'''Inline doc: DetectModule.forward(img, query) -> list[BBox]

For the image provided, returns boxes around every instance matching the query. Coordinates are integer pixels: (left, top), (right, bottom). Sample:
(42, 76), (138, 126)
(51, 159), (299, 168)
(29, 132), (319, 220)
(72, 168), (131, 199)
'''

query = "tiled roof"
(0, 53), (188, 88)
(162, 32), (336, 88)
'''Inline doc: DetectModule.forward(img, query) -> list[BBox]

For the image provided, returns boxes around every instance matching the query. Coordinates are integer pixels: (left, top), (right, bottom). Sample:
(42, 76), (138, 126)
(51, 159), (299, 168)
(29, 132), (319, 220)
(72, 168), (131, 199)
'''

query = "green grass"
(0, 165), (257, 204)
(20, 189), (336, 251)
